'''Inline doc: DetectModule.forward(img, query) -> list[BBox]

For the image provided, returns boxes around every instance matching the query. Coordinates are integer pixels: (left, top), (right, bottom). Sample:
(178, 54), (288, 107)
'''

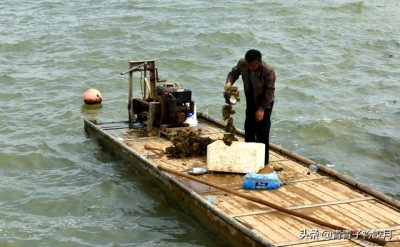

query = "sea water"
(0, 1), (399, 246)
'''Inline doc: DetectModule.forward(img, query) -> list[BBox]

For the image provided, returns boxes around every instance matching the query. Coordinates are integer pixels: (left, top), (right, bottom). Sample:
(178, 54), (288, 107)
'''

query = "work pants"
(244, 101), (274, 164)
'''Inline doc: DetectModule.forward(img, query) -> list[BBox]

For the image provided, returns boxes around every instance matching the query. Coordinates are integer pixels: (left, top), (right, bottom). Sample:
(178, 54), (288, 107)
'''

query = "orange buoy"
(83, 88), (102, 104)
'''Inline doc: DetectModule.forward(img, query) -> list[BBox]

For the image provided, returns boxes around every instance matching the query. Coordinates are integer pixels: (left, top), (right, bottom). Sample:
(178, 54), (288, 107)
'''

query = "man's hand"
(255, 109), (265, 122)
(224, 82), (232, 93)
(223, 82), (232, 102)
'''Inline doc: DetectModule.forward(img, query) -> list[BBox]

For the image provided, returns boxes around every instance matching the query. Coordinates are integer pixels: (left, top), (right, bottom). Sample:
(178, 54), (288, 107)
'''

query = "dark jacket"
(227, 58), (275, 109)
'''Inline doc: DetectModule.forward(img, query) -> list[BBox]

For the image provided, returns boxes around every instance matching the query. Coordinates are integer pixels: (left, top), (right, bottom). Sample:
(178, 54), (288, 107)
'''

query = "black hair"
(245, 49), (262, 63)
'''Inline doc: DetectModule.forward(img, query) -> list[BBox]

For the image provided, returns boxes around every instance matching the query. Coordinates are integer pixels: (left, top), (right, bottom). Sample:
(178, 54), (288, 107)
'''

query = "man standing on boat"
(224, 49), (276, 165)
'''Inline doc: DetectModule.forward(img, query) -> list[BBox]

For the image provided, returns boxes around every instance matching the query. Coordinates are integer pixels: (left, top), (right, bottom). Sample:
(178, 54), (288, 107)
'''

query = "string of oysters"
(222, 86), (240, 145)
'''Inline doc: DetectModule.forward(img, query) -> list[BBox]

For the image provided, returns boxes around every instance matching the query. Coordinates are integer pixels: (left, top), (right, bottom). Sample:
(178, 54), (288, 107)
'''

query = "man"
(224, 49), (276, 164)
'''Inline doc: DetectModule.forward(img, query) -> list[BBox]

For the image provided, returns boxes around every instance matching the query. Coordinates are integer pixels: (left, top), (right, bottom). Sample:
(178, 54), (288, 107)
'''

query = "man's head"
(245, 49), (262, 71)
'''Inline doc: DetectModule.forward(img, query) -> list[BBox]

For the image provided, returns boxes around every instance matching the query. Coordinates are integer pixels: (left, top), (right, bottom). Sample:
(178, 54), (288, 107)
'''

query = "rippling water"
(1, 0), (399, 246)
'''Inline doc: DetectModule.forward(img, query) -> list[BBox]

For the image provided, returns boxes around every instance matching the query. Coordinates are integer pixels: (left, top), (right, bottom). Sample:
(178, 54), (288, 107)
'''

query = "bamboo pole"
(157, 165), (386, 246)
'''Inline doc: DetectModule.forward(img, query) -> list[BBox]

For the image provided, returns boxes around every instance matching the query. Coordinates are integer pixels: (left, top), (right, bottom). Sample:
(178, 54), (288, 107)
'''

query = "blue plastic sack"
(242, 171), (282, 190)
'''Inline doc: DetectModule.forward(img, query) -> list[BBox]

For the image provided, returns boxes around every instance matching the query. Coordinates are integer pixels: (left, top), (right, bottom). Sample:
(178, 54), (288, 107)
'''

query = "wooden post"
(128, 71), (133, 128)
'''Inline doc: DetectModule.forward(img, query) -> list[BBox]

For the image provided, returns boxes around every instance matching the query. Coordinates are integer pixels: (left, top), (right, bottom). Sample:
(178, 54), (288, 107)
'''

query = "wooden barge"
(84, 61), (400, 246)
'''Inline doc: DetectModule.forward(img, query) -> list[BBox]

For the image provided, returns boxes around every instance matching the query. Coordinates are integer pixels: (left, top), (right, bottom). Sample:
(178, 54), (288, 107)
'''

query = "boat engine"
(155, 82), (194, 125)
(125, 61), (196, 134)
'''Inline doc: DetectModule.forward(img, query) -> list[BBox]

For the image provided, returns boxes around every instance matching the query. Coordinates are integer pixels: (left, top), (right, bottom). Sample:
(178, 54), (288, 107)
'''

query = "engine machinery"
(155, 82), (194, 125)
(122, 60), (195, 136)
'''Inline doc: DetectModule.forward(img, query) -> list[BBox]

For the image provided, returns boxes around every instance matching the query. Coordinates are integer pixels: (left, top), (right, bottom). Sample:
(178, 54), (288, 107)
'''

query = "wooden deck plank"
(254, 215), (292, 243)
(242, 215), (292, 243)
(290, 179), (362, 206)
(236, 189), (295, 208)
(211, 195), (237, 215)
(229, 197), (375, 218)
(367, 201), (400, 224)
(88, 120), (400, 247)
(300, 180), (360, 201)
(321, 205), (370, 230)
(123, 124), (400, 232)
(239, 213), (362, 246)
(272, 221), (389, 246)
(222, 194), (268, 212)
(298, 206), (369, 230)
(352, 201), (400, 227)
(271, 160), (324, 181)
(269, 151), (287, 162)
(257, 179), (339, 208)
(336, 202), (396, 228)
(201, 173), (243, 187)
(386, 229), (400, 244)
(213, 195), (251, 215)
(256, 212), (305, 241)
(322, 180), (367, 198)
(269, 183), (330, 206)
(276, 239), (360, 247)
(238, 209), (322, 239)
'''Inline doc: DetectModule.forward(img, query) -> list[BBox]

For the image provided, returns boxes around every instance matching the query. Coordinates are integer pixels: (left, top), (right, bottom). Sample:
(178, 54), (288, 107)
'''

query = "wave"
(0, 39), (35, 52)
(323, 1), (367, 13)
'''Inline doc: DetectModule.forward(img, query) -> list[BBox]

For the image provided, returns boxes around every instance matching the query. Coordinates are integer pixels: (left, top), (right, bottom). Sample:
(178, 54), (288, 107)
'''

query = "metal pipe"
(149, 62), (156, 98)
(128, 71), (133, 128)
(143, 64), (147, 100)
(120, 62), (147, 75)
(155, 68), (167, 82)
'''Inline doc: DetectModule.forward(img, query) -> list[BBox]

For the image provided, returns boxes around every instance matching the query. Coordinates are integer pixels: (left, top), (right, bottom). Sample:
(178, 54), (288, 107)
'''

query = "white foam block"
(207, 140), (265, 173)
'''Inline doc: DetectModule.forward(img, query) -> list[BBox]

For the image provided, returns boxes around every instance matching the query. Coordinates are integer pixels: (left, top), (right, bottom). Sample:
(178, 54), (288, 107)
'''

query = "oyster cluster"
(165, 129), (214, 158)
(222, 86), (240, 146)
(223, 86), (240, 105)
